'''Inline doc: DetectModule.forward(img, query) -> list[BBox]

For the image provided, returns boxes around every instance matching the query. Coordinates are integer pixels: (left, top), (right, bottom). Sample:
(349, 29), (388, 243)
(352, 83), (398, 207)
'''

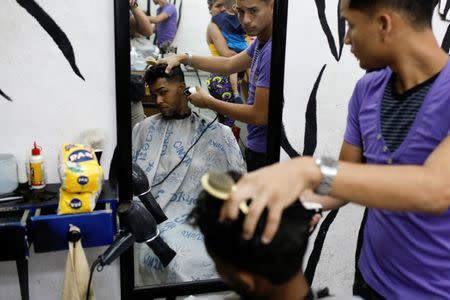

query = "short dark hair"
(189, 172), (310, 285)
(349, 0), (438, 28)
(144, 64), (185, 86)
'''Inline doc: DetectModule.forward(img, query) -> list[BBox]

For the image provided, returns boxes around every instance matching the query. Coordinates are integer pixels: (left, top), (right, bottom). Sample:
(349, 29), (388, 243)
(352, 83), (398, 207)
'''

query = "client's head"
(144, 64), (190, 119)
(190, 172), (311, 299)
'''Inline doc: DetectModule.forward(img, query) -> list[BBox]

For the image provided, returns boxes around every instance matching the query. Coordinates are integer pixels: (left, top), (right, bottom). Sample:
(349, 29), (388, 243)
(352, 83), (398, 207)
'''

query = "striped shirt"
(380, 73), (439, 152)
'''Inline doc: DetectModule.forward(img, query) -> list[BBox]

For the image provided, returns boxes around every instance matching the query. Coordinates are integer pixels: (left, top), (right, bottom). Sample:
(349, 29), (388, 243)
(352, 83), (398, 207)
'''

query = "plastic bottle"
(29, 142), (46, 189)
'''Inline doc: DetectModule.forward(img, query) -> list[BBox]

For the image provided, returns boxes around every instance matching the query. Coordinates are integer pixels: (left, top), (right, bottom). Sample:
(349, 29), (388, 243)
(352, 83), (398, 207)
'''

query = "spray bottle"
(29, 142), (46, 189)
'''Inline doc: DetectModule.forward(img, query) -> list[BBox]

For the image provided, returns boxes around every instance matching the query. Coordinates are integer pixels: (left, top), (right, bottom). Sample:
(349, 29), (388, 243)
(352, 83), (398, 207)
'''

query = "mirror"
(120, 0), (282, 297)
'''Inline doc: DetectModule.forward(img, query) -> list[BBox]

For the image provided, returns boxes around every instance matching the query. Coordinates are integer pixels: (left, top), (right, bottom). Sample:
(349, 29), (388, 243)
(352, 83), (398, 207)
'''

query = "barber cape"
(132, 112), (246, 286)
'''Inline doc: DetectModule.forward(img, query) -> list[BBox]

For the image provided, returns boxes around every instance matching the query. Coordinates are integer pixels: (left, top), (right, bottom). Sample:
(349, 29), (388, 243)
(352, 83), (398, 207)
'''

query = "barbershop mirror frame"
(115, 0), (286, 298)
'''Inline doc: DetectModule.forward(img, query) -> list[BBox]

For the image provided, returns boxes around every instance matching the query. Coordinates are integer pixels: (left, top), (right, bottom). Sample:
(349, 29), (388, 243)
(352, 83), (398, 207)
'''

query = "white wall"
(283, 2), (450, 296)
(0, 0), (119, 299)
(0, 0), (117, 183)
(0, 1), (212, 299)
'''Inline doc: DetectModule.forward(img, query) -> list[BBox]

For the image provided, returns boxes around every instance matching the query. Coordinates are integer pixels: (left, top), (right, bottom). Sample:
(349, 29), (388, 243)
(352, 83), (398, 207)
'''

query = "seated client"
(189, 172), (362, 300)
(132, 64), (246, 285)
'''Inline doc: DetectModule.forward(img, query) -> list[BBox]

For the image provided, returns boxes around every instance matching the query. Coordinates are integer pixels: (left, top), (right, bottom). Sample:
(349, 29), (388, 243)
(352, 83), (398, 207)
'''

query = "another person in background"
(207, 0), (249, 105)
(149, 0), (178, 52)
(160, 0), (274, 171)
(129, 0), (154, 37)
(206, 0), (237, 127)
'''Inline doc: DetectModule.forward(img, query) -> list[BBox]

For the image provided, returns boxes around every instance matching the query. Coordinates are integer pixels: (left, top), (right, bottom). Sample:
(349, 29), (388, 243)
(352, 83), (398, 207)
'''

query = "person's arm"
(148, 12), (169, 24)
(188, 86), (268, 125)
(158, 50), (252, 75)
(129, 0), (153, 36)
(301, 142), (364, 210)
(208, 22), (237, 57)
(221, 136), (450, 243)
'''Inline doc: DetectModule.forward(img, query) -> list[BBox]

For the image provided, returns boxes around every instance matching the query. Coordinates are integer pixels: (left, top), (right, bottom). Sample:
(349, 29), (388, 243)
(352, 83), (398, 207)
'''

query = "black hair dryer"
(120, 201), (176, 266)
(98, 201), (176, 267)
(132, 162), (168, 224)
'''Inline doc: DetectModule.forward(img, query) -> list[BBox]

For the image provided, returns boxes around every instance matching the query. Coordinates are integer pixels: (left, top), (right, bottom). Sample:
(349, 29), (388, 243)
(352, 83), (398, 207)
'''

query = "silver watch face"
(315, 156), (338, 195)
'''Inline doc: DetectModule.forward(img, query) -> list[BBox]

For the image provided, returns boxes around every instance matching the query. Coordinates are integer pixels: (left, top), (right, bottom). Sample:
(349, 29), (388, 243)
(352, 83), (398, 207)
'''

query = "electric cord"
(86, 257), (102, 300)
(151, 114), (218, 188)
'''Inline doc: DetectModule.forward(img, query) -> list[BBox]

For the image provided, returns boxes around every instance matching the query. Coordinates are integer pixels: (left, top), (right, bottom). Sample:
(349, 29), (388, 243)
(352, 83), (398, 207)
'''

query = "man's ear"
(177, 82), (186, 95)
(377, 12), (393, 41)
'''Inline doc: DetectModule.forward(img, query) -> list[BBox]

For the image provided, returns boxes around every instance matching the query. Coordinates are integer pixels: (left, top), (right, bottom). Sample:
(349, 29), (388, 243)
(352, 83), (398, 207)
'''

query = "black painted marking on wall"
(444, 0), (450, 20)
(0, 89), (12, 101)
(352, 208), (368, 293)
(303, 65), (326, 156)
(281, 121), (300, 158)
(315, 0), (344, 61)
(16, 0), (85, 80)
(337, 0), (346, 59)
(305, 209), (340, 285)
(442, 24), (450, 53)
(281, 65), (326, 158)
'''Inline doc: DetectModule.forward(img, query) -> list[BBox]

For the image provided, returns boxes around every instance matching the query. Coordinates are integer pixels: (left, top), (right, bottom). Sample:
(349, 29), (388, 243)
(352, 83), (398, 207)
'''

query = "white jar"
(0, 154), (18, 195)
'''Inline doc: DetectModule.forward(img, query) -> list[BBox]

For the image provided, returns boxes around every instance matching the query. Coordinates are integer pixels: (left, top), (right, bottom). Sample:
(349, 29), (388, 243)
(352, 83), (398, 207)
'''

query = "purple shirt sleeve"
(163, 4), (176, 17)
(255, 41), (272, 89)
(344, 81), (363, 148)
(246, 39), (257, 58)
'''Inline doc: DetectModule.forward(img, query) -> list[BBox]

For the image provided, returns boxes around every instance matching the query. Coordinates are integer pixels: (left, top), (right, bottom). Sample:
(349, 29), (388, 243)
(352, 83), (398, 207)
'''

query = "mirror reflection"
(128, 0), (274, 289)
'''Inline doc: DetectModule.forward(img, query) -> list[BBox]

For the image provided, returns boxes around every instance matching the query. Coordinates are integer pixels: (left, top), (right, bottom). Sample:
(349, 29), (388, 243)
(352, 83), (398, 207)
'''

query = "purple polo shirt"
(344, 61), (450, 299)
(156, 4), (177, 46)
(245, 38), (272, 153)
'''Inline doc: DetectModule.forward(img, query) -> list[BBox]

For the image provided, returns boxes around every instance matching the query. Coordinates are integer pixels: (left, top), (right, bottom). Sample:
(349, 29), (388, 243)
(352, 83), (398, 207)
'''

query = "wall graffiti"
(1, 0), (84, 102)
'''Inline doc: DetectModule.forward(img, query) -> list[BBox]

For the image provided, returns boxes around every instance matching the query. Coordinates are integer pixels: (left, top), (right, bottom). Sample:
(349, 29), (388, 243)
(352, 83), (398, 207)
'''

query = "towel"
(62, 224), (95, 300)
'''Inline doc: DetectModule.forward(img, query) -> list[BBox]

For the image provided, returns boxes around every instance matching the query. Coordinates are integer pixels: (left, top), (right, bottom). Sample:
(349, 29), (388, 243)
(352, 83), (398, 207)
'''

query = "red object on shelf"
(31, 142), (41, 156)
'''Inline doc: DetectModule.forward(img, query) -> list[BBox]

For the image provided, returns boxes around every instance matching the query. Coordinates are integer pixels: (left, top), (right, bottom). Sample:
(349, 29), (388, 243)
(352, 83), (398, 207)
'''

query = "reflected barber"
(159, 0), (274, 172)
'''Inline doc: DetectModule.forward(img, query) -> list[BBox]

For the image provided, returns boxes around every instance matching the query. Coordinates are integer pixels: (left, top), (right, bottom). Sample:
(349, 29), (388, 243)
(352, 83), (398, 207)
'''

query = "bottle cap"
(32, 142), (41, 156)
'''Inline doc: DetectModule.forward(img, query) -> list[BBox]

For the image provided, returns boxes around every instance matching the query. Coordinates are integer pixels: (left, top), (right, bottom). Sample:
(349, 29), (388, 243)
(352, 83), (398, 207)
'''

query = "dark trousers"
(353, 264), (385, 300)
(245, 148), (267, 172)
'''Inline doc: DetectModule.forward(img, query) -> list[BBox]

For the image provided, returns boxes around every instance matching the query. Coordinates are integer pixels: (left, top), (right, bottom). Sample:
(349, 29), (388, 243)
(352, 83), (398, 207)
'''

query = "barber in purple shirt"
(148, 0), (178, 49)
(219, 0), (450, 299)
(159, 0), (274, 172)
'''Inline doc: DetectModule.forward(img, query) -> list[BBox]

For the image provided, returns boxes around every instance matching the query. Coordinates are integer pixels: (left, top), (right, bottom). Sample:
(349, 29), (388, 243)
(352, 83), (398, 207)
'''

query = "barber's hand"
(157, 54), (184, 74)
(220, 157), (321, 244)
(188, 86), (211, 109)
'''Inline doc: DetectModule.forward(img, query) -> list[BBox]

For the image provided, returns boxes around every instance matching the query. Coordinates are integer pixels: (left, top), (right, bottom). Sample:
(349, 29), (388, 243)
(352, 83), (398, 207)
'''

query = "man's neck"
(265, 273), (310, 300)
(174, 104), (191, 118)
(159, 0), (167, 7)
(389, 30), (449, 93)
(257, 24), (273, 44)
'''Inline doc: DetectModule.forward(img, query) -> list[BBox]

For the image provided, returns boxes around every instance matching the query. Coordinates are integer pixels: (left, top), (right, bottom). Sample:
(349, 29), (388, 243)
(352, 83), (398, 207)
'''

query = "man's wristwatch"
(314, 156), (338, 195)
(130, 1), (139, 10)
(184, 52), (193, 67)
